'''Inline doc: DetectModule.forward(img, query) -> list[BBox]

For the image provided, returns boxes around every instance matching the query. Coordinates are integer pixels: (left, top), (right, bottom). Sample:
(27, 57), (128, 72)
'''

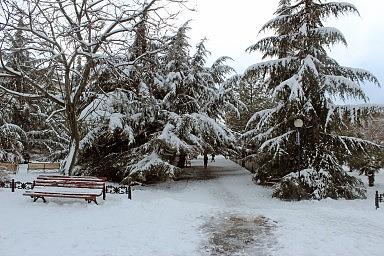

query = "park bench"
(0, 162), (17, 173)
(23, 175), (106, 204)
(28, 162), (60, 172)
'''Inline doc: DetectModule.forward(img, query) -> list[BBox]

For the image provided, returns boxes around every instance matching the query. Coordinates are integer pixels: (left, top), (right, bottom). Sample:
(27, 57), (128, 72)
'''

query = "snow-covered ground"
(1, 157), (384, 256)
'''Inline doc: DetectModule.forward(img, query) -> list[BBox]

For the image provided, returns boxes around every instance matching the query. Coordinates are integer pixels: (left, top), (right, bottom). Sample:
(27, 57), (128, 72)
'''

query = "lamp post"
(294, 118), (303, 180)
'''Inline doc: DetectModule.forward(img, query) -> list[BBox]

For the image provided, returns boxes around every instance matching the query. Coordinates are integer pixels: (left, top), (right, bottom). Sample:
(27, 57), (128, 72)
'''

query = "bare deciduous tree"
(0, 0), (188, 174)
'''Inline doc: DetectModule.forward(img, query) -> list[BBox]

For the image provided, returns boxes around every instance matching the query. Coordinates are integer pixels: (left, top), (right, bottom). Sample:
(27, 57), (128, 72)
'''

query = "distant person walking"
(204, 154), (208, 168)
(211, 154), (215, 162)
(24, 153), (30, 164)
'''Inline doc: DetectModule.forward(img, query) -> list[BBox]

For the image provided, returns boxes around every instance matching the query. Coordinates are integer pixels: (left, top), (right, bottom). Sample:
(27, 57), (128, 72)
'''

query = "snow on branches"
(77, 25), (241, 183)
(0, 0), (190, 174)
(243, 0), (381, 200)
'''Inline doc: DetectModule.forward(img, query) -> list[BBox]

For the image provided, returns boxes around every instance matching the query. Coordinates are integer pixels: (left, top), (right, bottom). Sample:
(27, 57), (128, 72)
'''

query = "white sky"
(187, 0), (384, 103)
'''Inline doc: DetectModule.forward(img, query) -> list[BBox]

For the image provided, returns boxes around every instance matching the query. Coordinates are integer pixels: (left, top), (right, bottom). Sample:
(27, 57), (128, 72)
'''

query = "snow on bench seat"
(26, 186), (103, 195)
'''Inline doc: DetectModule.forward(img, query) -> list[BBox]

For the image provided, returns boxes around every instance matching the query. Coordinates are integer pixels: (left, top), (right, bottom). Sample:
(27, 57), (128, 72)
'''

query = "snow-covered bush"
(0, 170), (10, 183)
(273, 168), (366, 200)
(124, 153), (181, 184)
(0, 123), (25, 162)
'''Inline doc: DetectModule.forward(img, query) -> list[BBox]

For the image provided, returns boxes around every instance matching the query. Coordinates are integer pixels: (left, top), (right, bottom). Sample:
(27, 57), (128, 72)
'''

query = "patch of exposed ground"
(201, 214), (277, 256)
(175, 166), (244, 181)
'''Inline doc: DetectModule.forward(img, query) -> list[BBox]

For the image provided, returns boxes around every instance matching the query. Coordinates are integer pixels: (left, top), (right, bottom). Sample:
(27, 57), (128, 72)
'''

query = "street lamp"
(294, 118), (303, 180)
(294, 118), (304, 129)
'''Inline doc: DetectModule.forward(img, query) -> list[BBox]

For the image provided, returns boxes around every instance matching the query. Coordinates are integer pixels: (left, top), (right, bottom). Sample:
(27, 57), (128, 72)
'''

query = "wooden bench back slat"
(37, 175), (106, 182)
(34, 175), (105, 190)
(36, 178), (105, 183)
(34, 183), (104, 189)
(28, 162), (60, 170)
(34, 182), (104, 189)
(43, 163), (60, 169)
(35, 179), (105, 185)
(28, 163), (46, 170)
(0, 162), (17, 172)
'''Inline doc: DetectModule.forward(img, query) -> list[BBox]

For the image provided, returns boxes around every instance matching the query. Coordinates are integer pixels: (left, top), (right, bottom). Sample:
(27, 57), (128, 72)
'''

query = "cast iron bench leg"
(33, 196), (46, 203)
(85, 198), (98, 205)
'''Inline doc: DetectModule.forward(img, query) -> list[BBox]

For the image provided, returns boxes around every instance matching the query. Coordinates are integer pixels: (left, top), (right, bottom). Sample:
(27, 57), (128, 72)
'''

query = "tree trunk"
(177, 153), (186, 168)
(64, 103), (80, 175)
(368, 171), (375, 187)
(64, 139), (79, 175)
(203, 153), (208, 168)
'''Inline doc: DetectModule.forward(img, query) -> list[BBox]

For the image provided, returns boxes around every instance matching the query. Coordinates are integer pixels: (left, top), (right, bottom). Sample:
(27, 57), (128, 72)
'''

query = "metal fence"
(0, 179), (34, 192)
(375, 191), (383, 209)
(106, 185), (132, 199)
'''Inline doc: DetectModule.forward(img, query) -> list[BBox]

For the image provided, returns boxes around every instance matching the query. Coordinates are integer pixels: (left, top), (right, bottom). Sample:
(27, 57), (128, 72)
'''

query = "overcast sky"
(187, 0), (384, 103)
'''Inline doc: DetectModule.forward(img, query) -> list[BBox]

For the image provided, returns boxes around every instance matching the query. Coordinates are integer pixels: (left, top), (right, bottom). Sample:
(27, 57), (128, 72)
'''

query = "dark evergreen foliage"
(77, 24), (241, 183)
(0, 17), (68, 162)
(243, 0), (380, 199)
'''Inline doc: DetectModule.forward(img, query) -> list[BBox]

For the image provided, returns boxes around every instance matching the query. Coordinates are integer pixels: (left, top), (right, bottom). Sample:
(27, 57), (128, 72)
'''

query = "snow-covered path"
(139, 156), (384, 256)
(133, 156), (384, 255)
(1, 156), (384, 256)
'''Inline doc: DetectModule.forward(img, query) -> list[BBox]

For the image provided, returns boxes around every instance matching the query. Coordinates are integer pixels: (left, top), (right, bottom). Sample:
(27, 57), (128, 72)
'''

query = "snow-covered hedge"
(273, 168), (366, 200)
(0, 170), (10, 183)
(124, 153), (181, 184)
(0, 123), (26, 162)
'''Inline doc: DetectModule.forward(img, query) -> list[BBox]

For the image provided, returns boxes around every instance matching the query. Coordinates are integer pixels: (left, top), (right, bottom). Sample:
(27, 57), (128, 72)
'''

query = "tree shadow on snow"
(175, 166), (244, 182)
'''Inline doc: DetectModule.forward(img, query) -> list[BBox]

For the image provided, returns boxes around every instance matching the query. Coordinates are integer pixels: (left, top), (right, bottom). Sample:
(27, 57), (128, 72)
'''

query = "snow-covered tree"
(342, 114), (384, 186)
(78, 25), (241, 183)
(0, 123), (25, 162)
(0, 16), (67, 161)
(244, 0), (381, 200)
(226, 76), (271, 133)
(144, 29), (240, 182)
(76, 12), (173, 181)
(147, 28), (240, 174)
(0, 0), (188, 174)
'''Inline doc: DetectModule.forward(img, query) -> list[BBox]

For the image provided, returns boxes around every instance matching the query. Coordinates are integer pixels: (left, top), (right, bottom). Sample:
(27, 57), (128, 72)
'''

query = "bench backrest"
(37, 175), (106, 182)
(35, 175), (105, 189)
(0, 162), (17, 172)
(43, 162), (61, 169)
(28, 162), (60, 170)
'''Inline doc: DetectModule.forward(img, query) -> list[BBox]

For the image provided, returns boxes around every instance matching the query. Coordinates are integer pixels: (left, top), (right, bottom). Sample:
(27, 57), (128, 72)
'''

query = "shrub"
(0, 170), (10, 183)
(273, 168), (366, 200)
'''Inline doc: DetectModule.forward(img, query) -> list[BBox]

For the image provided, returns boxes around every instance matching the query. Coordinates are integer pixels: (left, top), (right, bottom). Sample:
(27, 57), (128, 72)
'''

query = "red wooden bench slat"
(34, 185), (104, 190)
(35, 178), (104, 182)
(37, 175), (105, 181)
(24, 191), (101, 197)
(34, 181), (104, 187)
(38, 175), (102, 179)
(33, 183), (104, 189)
